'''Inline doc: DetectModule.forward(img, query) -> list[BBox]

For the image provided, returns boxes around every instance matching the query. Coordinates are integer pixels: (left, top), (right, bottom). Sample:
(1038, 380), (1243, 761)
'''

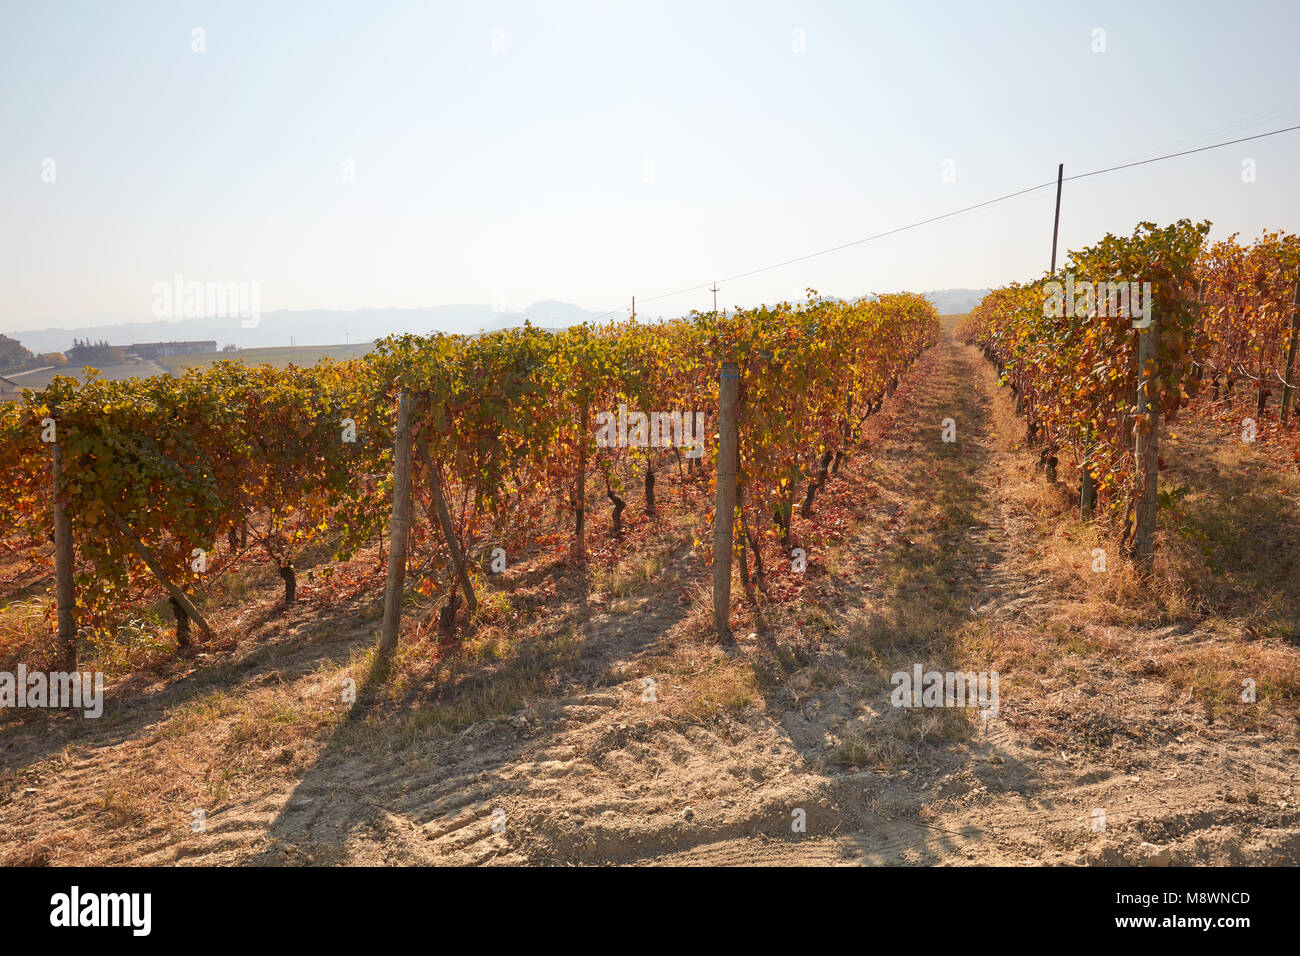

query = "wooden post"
(378, 389), (414, 658)
(1281, 275), (1300, 426)
(736, 506), (757, 606)
(713, 361), (739, 638)
(687, 404), (699, 474)
(574, 400), (588, 559)
(106, 507), (214, 640)
(50, 431), (77, 670)
(415, 435), (477, 614)
(1079, 442), (1096, 521)
(169, 596), (191, 647)
(1133, 311), (1160, 572)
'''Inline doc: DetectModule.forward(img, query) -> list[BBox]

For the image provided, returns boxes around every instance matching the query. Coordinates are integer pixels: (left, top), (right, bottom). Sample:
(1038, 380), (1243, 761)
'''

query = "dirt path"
(4, 327), (1298, 866)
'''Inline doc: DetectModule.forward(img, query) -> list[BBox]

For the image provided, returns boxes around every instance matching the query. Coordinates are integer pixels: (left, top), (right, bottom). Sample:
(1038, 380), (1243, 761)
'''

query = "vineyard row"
(956, 220), (1300, 568)
(0, 292), (941, 666)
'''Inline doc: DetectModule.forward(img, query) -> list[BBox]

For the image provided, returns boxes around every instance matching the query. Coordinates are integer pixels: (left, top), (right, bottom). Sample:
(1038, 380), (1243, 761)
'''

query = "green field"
(153, 343), (374, 375)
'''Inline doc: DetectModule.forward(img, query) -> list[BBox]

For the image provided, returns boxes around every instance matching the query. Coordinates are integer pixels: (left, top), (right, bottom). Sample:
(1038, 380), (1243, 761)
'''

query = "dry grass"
(0, 828), (81, 866)
(950, 350), (1300, 735)
(657, 645), (763, 722)
(832, 706), (974, 771)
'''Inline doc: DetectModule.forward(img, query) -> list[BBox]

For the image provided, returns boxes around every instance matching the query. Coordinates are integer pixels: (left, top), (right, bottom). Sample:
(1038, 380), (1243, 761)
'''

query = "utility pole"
(1050, 163), (1064, 275)
(710, 282), (720, 315)
(631, 296), (635, 321)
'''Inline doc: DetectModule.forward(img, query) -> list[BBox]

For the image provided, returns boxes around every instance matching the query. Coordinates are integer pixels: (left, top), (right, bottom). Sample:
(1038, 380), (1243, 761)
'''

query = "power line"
(1135, 97), (1300, 160)
(1061, 124), (1300, 183)
(594, 122), (1300, 321)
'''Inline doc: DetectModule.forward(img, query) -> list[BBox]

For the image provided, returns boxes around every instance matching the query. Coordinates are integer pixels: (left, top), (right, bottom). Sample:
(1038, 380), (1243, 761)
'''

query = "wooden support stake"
(1133, 312), (1160, 572)
(575, 400), (588, 559)
(713, 361), (739, 638)
(415, 435), (477, 615)
(378, 389), (414, 658)
(1281, 275), (1300, 426)
(50, 431), (77, 669)
(107, 506), (214, 640)
(1080, 457), (1097, 521)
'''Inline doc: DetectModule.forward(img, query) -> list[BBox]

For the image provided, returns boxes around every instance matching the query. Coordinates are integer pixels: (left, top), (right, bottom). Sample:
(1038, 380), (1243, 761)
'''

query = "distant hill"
(2, 360), (166, 392)
(0, 334), (38, 374)
(5, 290), (989, 354)
(4, 302), (612, 356)
(922, 289), (989, 314)
(153, 343), (375, 376)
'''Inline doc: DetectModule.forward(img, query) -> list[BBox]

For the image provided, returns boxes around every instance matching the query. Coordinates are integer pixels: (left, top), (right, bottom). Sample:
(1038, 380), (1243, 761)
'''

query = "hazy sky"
(3, 0), (1299, 332)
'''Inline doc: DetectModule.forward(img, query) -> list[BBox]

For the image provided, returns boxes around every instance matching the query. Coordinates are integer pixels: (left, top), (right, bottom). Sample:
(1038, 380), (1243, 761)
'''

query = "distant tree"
(66, 339), (125, 367)
(0, 334), (38, 373)
(39, 352), (68, 366)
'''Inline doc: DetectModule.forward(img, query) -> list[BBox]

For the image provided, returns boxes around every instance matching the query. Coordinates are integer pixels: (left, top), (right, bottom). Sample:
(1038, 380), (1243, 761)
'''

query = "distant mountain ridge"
(3, 303), (609, 356)
(6, 290), (989, 354)
(922, 289), (989, 314)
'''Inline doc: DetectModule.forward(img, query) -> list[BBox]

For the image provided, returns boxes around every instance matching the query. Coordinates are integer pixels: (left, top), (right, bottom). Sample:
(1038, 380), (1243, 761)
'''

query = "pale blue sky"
(3, 0), (1299, 332)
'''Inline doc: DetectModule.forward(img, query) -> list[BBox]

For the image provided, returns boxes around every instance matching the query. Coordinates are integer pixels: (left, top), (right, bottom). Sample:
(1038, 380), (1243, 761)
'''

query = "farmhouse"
(128, 340), (218, 359)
